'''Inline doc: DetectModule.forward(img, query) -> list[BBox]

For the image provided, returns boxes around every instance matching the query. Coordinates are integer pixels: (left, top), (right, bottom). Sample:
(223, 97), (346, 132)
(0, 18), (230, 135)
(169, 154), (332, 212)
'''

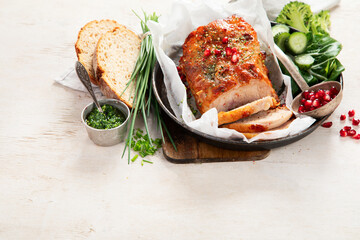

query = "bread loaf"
(75, 20), (121, 85)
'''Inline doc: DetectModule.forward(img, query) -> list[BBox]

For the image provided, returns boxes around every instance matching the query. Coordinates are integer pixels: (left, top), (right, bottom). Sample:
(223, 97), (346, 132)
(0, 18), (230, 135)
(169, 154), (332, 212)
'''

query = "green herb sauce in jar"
(86, 104), (126, 129)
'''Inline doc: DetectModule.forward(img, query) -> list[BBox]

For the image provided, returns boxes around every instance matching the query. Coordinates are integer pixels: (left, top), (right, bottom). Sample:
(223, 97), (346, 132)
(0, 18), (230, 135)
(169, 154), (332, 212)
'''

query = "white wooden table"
(1, 0), (360, 239)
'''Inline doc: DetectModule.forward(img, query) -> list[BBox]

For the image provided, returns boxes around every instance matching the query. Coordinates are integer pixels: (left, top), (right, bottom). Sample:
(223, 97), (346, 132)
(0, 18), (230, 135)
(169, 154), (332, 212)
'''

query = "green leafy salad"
(272, 1), (344, 96)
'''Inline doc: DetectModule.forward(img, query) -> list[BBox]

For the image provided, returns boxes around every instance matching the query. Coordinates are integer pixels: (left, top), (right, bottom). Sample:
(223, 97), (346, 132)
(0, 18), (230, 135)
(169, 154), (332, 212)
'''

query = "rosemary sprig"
(122, 11), (177, 164)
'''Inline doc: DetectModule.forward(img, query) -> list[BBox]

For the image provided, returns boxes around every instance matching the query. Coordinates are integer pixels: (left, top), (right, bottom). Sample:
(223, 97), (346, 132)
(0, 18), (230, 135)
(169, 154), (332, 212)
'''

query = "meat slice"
(241, 119), (294, 139)
(178, 15), (279, 115)
(218, 96), (279, 126)
(221, 106), (293, 133)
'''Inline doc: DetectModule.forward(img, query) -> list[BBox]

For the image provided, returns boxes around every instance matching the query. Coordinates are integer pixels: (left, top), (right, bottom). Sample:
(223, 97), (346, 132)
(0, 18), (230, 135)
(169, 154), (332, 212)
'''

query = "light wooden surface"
(1, 0), (360, 239)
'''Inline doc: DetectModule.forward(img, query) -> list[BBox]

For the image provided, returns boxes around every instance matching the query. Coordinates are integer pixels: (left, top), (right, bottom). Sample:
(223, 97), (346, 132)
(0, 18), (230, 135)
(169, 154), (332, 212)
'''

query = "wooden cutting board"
(162, 115), (270, 164)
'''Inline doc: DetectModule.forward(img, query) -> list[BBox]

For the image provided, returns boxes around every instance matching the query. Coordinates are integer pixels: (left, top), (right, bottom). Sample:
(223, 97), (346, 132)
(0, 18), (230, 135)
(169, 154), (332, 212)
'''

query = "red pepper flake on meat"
(231, 54), (239, 63)
(204, 48), (211, 57)
(222, 37), (228, 44)
(225, 47), (232, 56)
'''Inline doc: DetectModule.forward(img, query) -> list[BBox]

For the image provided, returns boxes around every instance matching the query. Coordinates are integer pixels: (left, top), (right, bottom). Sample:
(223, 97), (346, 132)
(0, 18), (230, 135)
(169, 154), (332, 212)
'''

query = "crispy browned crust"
(97, 76), (134, 109)
(75, 20), (119, 86)
(75, 20), (99, 85)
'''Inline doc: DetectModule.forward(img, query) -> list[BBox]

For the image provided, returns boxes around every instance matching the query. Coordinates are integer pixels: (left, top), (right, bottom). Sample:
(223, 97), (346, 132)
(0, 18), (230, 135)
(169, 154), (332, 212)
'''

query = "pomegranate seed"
(352, 118), (360, 126)
(348, 109), (355, 118)
(298, 105), (305, 113)
(344, 126), (352, 132)
(231, 47), (237, 53)
(214, 49), (221, 55)
(352, 134), (360, 140)
(304, 100), (313, 109)
(176, 66), (181, 72)
(330, 86), (339, 96)
(317, 89), (325, 98)
(323, 94), (331, 102)
(222, 37), (228, 44)
(225, 47), (232, 56)
(308, 92), (315, 99)
(348, 129), (357, 137)
(340, 114), (346, 120)
(298, 88), (338, 113)
(231, 54), (239, 63)
(302, 90), (309, 99)
(321, 122), (333, 128)
(204, 48), (211, 57)
(340, 129), (348, 137)
(312, 99), (321, 108)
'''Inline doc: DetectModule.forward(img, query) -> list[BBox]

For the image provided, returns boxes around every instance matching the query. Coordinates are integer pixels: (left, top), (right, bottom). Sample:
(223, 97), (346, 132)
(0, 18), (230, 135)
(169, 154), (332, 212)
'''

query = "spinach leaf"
(310, 58), (345, 82)
(290, 33), (344, 96)
(305, 34), (342, 65)
(305, 34), (344, 83)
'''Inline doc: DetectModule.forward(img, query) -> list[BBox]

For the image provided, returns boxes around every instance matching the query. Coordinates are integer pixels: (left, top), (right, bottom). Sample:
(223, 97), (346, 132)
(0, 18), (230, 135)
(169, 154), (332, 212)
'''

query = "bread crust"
(97, 76), (134, 108)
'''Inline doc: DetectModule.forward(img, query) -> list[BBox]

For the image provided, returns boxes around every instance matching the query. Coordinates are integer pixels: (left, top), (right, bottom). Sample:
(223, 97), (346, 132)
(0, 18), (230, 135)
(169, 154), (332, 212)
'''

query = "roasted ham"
(178, 15), (279, 119)
(178, 15), (294, 136)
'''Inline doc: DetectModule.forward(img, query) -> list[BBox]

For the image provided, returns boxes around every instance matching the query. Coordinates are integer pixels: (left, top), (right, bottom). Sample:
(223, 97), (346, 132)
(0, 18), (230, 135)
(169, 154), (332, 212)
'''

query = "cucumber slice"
(286, 32), (308, 55)
(274, 32), (290, 52)
(271, 24), (290, 37)
(294, 54), (315, 70)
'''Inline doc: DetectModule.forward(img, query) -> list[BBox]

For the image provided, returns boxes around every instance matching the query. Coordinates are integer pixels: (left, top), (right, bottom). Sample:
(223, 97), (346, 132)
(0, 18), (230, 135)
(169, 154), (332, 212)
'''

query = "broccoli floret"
(310, 10), (331, 35)
(275, 1), (313, 33)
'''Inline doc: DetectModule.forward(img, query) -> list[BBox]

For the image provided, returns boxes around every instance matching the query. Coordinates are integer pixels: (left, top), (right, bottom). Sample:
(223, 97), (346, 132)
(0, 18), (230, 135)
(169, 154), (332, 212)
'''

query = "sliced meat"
(218, 96), (279, 126)
(242, 119), (294, 139)
(178, 15), (278, 114)
(221, 106), (293, 133)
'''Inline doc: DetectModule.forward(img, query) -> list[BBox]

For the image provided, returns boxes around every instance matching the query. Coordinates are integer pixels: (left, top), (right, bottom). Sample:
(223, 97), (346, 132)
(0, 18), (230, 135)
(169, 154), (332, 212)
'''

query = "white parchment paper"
(148, 0), (316, 143)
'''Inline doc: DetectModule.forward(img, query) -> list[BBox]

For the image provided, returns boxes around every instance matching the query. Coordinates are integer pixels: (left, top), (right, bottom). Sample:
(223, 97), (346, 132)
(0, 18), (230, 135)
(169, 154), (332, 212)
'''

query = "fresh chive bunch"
(122, 11), (176, 164)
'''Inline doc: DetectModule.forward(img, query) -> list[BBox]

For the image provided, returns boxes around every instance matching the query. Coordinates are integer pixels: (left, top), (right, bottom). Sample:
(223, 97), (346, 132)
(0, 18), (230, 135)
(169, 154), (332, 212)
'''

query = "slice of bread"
(94, 27), (141, 108)
(75, 20), (122, 85)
